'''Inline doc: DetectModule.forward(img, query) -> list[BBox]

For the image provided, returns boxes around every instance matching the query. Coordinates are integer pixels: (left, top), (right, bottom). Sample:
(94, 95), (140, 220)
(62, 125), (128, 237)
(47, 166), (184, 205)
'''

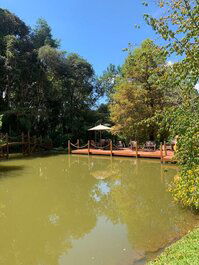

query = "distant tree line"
(0, 9), (108, 146)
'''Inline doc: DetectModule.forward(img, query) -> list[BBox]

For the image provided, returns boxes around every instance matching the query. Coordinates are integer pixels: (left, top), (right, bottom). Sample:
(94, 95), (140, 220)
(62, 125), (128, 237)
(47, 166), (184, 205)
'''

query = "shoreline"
(147, 226), (199, 264)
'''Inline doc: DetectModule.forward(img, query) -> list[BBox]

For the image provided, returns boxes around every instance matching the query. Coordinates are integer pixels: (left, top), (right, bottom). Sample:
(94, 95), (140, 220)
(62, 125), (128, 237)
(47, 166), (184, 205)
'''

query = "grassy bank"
(148, 227), (199, 265)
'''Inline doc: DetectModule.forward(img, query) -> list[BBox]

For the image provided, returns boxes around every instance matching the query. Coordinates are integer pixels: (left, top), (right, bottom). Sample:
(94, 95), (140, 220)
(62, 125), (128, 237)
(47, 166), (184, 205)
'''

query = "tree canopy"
(110, 39), (174, 141)
(0, 8), (102, 145)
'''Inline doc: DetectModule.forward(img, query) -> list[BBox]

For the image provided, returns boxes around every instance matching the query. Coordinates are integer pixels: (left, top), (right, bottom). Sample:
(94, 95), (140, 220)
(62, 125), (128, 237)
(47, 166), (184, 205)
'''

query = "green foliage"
(0, 8), (29, 37)
(110, 39), (173, 142)
(144, 0), (199, 89)
(0, 8), (101, 146)
(148, 228), (199, 265)
(98, 64), (122, 99)
(143, 0), (199, 211)
(32, 18), (59, 49)
(163, 101), (199, 210)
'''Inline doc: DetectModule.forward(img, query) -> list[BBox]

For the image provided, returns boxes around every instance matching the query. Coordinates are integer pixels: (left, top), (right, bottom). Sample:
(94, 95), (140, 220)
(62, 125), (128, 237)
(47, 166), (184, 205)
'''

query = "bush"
(165, 102), (199, 211)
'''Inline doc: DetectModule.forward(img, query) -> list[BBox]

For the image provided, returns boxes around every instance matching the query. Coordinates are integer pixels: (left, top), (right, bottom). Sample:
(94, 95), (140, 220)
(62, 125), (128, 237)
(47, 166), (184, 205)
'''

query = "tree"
(0, 8), (29, 37)
(110, 39), (170, 142)
(144, 0), (199, 89)
(0, 9), (30, 112)
(32, 18), (59, 49)
(143, 0), (199, 210)
(0, 8), (101, 146)
(98, 64), (122, 100)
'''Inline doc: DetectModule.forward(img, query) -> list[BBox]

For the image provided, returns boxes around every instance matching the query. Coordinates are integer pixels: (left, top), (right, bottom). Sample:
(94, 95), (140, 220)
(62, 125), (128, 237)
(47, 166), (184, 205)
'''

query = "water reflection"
(0, 155), (197, 265)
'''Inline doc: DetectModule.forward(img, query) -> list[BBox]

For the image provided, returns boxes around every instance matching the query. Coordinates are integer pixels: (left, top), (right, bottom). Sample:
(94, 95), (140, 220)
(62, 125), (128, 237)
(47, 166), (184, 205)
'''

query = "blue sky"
(0, 0), (178, 75)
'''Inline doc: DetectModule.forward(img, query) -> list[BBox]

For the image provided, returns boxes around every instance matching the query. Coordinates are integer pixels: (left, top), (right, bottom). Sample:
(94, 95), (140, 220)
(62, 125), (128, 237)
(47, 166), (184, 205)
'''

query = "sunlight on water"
(0, 155), (197, 265)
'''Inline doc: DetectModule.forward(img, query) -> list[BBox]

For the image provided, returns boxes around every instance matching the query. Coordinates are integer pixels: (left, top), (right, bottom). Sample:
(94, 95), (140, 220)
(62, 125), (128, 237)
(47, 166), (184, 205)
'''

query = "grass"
(148, 227), (199, 265)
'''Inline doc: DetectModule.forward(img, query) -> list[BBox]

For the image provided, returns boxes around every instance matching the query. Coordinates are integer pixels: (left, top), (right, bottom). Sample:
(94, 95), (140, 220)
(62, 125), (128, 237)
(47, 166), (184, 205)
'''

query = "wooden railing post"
(160, 143), (163, 163)
(164, 141), (167, 156)
(68, 140), (71, 154)
(110, 140), (113, 156)
(6, 133), (9, 159)
(88, 140), (90, 155)
(130, 141), (133, 150)
(77, 139), (80, 149)
(135, 141), (138, 158)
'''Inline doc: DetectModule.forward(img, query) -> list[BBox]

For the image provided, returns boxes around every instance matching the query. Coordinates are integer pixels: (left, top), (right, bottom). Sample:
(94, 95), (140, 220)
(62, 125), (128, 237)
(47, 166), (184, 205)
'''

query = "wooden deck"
(71, 148), (175, 162)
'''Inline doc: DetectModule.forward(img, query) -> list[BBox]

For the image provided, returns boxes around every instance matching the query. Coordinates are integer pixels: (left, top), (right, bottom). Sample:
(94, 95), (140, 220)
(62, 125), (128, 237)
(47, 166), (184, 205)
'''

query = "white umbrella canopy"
(88, 124), (112, 131)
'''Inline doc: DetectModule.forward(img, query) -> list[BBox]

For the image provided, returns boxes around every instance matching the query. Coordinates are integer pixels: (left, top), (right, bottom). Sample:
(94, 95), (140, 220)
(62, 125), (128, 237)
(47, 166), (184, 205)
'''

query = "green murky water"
(0, 155), (197, 265)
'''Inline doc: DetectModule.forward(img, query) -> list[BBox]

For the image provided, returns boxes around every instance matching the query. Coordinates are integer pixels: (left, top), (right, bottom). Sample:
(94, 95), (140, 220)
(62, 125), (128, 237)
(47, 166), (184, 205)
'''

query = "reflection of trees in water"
(0, 157), (98, 265)
(90, 158), (196, 252)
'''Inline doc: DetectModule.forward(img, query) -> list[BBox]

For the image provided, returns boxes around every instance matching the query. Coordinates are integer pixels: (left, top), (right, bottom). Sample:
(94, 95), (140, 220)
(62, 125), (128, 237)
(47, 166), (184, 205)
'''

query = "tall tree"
(0, 8), (100, 144)
(32, 18), (59, 49)
(98, 64), (122, 100)
(143, 0), (199, 210)
(110, 39), (170, 141)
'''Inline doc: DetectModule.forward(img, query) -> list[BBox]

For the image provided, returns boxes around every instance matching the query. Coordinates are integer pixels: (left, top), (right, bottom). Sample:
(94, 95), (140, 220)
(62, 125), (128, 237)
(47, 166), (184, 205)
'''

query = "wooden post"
(28, 131), (30, 155)
(68, 140), (71, 154)
(135, 141), (138, 158)
(160, 143), (163, 163)
(88, 140), (90, 155)
(77, 139), (80, 149)
(164, 141), (167, 156)
(130, 141), (133, 150)
(110, 140), (113, 156)
(6, 133), (8, 157)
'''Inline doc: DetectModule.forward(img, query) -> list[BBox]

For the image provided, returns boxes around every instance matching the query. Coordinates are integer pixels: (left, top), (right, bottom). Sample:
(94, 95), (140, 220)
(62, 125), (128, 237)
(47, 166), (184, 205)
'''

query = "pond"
(0, 154), (198, 265)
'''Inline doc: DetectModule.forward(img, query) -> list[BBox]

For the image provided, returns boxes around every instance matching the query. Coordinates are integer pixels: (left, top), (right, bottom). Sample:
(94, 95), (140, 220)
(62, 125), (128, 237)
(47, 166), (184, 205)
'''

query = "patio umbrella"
(88, 124), (111, 131)
(88, 124), (112, 144)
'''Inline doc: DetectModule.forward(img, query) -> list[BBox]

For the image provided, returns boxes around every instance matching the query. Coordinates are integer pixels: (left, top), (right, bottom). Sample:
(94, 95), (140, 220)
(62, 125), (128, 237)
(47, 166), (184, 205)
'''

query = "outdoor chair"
(144, 141), (156, 151)
(90, 140), (96, 148)
(164, 142), (173, 151)
(100, 139), (106, 148)
(117, 141), (124, 149)
(129, 140), (137, 150)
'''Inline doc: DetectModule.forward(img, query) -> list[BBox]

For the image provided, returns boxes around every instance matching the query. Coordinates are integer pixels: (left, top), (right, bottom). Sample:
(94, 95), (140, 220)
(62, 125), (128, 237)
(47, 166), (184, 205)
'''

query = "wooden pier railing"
(68, 140), (175, 163)
(0, 133), (52, 159)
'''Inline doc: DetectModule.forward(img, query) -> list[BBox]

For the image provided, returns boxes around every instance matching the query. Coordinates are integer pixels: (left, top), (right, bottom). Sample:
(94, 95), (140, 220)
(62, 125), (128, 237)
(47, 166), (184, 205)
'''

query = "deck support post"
(135, 141), (138, 158)
(164, 141), (167, 156)
(110, 140), (113, 156)
(88, 140), (90, 155)
(160, 143), (163, 163)
(6, 133), (9, 159)
(68, 140), (71, 154)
